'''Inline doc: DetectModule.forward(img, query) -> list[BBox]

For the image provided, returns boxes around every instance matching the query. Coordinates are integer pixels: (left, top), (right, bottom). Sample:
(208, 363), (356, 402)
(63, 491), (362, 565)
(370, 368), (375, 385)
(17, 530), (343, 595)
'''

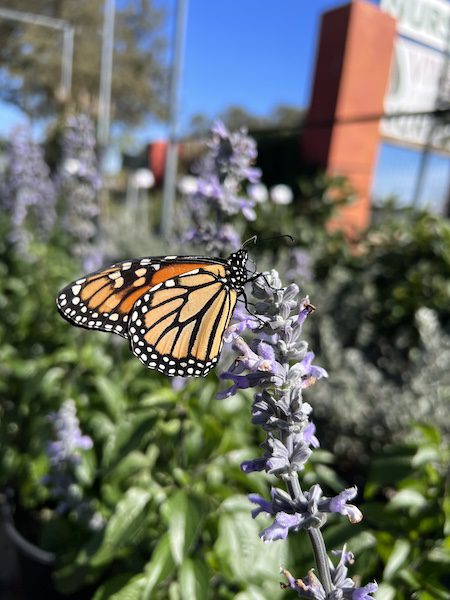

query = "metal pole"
(97, 0), (116, 148)
(161, 0), (189, 239)
(0, 7), (74, 99)
(61, 26), (74, 98)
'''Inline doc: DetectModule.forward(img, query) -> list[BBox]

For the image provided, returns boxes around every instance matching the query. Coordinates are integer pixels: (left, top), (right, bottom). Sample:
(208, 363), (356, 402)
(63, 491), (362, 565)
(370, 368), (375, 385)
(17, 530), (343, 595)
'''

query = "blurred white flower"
(64, 158), (82, 175)
(178, 175), (198, 195)
(132, 168), (155, 189)
(248, 182), (268, 203)
(270, 184), (293, 205)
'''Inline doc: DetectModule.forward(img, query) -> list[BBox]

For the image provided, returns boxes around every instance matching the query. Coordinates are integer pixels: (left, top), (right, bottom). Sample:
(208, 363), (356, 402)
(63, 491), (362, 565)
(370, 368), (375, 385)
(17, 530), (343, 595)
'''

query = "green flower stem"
(308, 526), (334, 595)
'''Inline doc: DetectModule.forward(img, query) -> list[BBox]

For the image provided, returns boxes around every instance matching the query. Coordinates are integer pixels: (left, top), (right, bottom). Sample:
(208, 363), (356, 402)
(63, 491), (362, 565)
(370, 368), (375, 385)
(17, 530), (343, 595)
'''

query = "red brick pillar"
(300, 0), (396, 235)
(148, 141), (168, 186)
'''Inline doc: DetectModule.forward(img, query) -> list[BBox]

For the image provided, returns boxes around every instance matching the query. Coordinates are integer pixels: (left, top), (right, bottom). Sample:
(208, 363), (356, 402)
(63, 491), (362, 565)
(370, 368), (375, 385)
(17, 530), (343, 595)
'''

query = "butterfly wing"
(128, 266), (237, 377)
(56, 256), (227, 340)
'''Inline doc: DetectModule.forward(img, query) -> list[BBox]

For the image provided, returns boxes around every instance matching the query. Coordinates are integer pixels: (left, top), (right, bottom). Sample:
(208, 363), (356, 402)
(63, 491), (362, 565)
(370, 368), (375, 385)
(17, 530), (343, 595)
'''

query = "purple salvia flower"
(179, 122), (262, 254)
(43, 399), (103, 531)
(56, 113), (102, 270)
(0, 125), (56, 253)
(217, 266), (374, 595)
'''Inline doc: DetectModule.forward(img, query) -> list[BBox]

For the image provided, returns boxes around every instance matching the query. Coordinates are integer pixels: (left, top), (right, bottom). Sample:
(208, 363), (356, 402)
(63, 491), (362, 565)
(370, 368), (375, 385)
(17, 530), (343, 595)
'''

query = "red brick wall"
(301, 1), (396, 235)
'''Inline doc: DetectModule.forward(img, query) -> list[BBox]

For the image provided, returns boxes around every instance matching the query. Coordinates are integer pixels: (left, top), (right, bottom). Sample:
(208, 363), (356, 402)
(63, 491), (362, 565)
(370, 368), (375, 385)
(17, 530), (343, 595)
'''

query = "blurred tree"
(187, 104), (305, 137)
(0, 0), (168, 125)
(219, 105), (268, 130)
(271, 103), (305, 127)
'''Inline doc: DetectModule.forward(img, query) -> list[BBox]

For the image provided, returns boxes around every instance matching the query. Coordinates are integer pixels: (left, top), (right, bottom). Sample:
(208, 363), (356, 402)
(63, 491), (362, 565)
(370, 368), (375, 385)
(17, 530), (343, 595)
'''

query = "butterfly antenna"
(242, 235), (258, 248)
(258, 234), (295, 245)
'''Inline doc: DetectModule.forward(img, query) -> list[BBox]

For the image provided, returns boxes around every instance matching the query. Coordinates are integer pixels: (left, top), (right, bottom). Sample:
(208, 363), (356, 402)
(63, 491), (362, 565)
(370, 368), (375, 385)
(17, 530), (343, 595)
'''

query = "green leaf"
(161, 490), (203, 565)
(374, 582), (396, 600)
(92, 574), (146, 600)
(91, 487), (150, 566)
(388, 489), (427, 511)
(179, 559), (210, 600)
(383, 539), (411, 581)
(214, 495), (287, 585)
(142, 534), (175, 599)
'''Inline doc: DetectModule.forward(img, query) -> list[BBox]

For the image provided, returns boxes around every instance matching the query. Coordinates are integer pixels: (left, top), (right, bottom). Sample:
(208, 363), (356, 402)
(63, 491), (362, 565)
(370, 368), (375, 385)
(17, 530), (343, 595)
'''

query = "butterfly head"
(226, 248), (249, 290)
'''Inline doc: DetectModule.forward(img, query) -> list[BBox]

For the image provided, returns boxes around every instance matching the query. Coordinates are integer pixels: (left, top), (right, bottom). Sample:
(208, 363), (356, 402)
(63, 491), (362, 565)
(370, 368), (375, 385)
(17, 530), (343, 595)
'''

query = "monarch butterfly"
(56, 244), (256, 377)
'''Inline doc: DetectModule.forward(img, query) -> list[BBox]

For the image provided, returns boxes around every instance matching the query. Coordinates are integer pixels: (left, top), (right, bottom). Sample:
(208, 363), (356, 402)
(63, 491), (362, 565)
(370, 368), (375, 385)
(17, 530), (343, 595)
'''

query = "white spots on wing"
(105, 324), (113, 330)
(123, 315), (128, 322)
(92, 312), (99, 318)
(136, 319), (142, 326)
(150, 283), (162, 292)
(59, 299), (67, 307)
(122, 262), (132, 270)
(135, 347), (141, 354)
(151, 353), (158, 359)
(164, 255), (177, 259)
(72, 297), (80, 305)
(75, 278), (86, 285)
(59, 293), (66, 300)
(187, 367), (194, 375)
(109, 313), (119, 321)
(88, 320), (95, 326)
(165, 279), (175, 287)
(109, 271), (121, 280)
(115, 325), (123, 332)
(163, 356), (169, 362)
(96, 321), (102, 327)
(75, 315), (82, 322)
(153, 264), (160, 271)
(140, 258), (152, 265)
(141, 353), (147, 361)
(133, 335), (139, 342)
(142, 306), (148, 314)
(129, 326), (136, 334)
(71, 284), (81, 295)
(144, 294), (150, 302)
(149, 362), (156, 368)
(81, 306), (87, 313)
(132, 311), (138, 321)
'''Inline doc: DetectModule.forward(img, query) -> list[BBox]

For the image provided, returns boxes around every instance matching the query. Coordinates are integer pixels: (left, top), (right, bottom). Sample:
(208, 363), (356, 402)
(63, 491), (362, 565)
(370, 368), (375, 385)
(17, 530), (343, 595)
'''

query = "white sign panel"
(380, 37), (450, 151)
(381, 0), (450, 52)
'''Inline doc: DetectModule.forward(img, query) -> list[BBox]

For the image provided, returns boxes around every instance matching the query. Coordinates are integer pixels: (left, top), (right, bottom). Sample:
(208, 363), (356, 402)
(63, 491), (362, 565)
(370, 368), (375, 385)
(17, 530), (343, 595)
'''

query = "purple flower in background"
(56, 113), (102, 271)
(47, 399), (93, 466)
(43, 399), (103, 531)
(178, 122), (263, 254)
(0, 126), (56, 253)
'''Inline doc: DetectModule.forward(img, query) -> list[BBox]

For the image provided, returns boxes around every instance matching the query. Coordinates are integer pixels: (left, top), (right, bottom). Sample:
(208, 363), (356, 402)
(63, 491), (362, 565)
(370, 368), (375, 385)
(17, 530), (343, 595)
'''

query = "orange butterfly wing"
(56, 257), (216, 339)
(129, 267), (237, 376)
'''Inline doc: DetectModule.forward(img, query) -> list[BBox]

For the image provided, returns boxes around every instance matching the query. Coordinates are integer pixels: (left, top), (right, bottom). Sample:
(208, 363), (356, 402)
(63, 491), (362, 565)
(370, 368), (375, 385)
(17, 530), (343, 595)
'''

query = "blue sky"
(0, 0), (449, 208)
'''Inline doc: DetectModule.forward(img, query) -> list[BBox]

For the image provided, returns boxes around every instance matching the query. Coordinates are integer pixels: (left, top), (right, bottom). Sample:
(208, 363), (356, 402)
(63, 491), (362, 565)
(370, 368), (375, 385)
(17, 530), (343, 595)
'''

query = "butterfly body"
(56, 249), (249, 377)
